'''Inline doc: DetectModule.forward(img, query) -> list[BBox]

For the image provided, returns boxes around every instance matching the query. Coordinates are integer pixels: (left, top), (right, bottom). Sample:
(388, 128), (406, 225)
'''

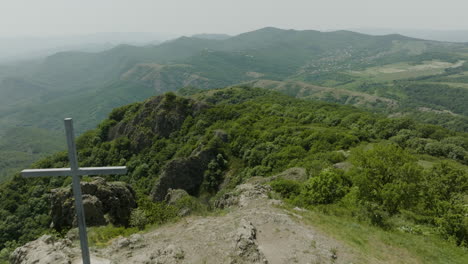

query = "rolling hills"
(0, 87), (467, 262)
(1, 27), (468, 181)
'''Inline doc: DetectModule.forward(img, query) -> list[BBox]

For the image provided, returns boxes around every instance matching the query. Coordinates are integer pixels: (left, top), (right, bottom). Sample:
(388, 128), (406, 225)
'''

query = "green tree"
(350, 144), (422, 215)
(294, 168), (349, 205)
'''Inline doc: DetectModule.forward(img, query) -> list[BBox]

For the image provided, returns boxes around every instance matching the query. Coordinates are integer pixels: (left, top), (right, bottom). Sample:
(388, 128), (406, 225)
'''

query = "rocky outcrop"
(151, 129), (228, 202)
(108, 94), (208, 151)
(12, 183), (355, 264)
(10, 235), (111, 264)
(215, 184), (272, 209)
(151, 148), (217, 201)
(50, 177), (137, 231)
(10, 235), (74, 264)
(231, 220), (268, 264)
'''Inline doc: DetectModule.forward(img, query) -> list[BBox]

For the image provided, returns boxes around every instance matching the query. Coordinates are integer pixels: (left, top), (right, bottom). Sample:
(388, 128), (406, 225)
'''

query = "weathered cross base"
(21, 118), (127, 264)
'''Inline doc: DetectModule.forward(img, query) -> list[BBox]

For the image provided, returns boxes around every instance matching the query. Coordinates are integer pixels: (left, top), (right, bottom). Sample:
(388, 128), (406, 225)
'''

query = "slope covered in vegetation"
(1, 27), (468, 181)
(0, 87), (467, 261)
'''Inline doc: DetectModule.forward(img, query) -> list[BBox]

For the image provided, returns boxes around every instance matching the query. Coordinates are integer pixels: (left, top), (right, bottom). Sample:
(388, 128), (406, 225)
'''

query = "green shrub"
(97, 119), (117, 141)
(350, 144), (422, 215)
(88, 225), (138, 247)
(129, 208), (149, 230)
(434, 202), (468, 246)
(269, 179), (301, 199)
(137, 198), (178, 226)
(202, 154), (228, 193)
(294, 168), (349, 205)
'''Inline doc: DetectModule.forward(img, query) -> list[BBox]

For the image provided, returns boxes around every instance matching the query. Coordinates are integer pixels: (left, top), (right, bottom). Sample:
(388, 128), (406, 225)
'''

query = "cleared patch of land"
(349, 60), (465, 81)
(244, 79), (398, 108)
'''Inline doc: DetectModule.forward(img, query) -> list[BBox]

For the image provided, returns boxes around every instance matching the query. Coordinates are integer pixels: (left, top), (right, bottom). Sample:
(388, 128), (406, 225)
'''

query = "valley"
(0, 27), (467, 263)
(1, 28), (468, 182)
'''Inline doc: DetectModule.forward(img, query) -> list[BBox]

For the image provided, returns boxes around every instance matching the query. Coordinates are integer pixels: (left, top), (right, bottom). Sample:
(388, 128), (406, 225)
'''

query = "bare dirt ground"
(11, 183), (357, 264)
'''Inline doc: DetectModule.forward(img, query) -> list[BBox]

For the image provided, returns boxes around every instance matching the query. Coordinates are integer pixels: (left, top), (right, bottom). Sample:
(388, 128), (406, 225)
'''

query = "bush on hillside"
(350, 144), (422, 215)
(269, 179), (301, 199)
(294, 168), (350, 205)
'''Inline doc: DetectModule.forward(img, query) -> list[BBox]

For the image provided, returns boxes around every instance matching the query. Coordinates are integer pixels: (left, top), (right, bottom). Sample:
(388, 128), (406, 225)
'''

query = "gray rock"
(51, 177), (137, 231)
(10, 235), (74, 264)
(231, 220), (268, 264)
(151, 148), (217, 201)
(82, 194), (106, 226)
(215, 184), (272, 209)
(108, 95), (208, 151)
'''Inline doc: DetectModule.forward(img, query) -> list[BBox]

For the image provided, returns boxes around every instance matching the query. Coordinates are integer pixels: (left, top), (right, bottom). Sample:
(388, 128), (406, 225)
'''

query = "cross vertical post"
(21, 118), (127, 264)
(65, 118), (91, 264)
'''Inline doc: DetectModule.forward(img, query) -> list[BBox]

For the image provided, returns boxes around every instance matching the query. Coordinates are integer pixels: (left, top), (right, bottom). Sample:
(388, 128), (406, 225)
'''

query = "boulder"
(50, 177), (137, 231)
(231, 219), (268, 264)
(151, 148), (217, 201)
(10, 235), (74, 264)
(82, 194), (106, 226)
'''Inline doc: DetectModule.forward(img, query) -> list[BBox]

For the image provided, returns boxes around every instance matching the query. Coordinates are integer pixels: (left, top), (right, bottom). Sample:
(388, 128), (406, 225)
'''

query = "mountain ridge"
(1, 87), (467, 263)
(0, 26), (467, 181)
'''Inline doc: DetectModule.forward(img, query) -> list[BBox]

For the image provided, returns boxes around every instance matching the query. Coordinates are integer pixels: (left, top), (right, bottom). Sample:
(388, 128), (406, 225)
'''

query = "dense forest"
(1, 87), (467, 261)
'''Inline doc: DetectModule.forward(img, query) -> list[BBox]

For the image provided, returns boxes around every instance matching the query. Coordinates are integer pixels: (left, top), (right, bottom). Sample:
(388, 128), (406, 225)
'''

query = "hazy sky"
(1, 0), (468, 37)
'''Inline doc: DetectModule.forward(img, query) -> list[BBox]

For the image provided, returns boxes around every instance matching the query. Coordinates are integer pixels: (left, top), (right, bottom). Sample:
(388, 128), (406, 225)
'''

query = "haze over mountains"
(0, 24), (467, 263)
(0, 32), (176, 63)
(2, 28), (466, 64)
(0, 26), (468, 181)
(352, 28), (468, 43)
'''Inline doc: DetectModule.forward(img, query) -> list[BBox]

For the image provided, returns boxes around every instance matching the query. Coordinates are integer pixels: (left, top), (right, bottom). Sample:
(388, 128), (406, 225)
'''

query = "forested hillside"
(1, 87), (466, 261)
(1, 27), (468, 182)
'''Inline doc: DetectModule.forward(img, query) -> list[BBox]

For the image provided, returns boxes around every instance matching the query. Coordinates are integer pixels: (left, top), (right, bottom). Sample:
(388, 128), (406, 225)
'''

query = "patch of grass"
(286, 205), (468, 264)
(87, 225), (139, 247)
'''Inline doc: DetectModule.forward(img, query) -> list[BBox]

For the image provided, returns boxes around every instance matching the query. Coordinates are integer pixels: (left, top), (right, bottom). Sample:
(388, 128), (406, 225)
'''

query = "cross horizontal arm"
(21, 166), (127, 178)
(78, 166), (127, 176)
(22, 168), (73, 177)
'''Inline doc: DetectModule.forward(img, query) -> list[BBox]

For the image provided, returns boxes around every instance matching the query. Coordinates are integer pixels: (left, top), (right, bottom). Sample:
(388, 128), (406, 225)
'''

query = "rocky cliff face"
(151, 147), (218, 201)
(50, 177), (137, 231)
(108, 93), (208, 151)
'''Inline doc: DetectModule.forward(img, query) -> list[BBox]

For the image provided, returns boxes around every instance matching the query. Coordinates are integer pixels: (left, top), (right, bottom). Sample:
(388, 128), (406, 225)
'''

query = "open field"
(422, 81), (468, 89)
(349, 60), (465, 81)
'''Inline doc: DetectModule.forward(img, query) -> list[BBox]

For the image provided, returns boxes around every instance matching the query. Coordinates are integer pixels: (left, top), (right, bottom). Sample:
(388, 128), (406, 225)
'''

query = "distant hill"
(1, 87), (467, 261)
(0, 32), (176, 63)
(191, 33), (231, 40)
(351, 28), (468, 43)
(1, 27), (468, 180)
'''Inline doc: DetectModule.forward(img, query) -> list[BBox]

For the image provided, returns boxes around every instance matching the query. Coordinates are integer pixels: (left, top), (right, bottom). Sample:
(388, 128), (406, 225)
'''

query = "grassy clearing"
(287, 205), (468, 264)
(349, 61), (462, 82)
(419, 82), (468, 90)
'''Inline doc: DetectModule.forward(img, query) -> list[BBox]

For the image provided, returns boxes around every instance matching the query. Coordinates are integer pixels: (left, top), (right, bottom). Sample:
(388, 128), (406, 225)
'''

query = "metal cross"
(21, 118), (127, 264)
